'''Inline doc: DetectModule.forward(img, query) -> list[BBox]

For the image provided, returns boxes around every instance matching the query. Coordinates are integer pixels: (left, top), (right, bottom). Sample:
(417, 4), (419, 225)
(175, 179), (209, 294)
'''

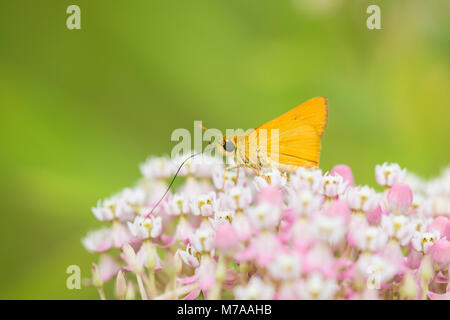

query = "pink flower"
(326, 199), (351, 223)
(331, 164), (354, 186)
(197, 256), (217, 291)
(428, 291), (450, 300)
(428, 216), (450, 240)
(257, 186), (284, 206)
(406, 248), (423, 269)
(385, 183), (413, 215)
(429, 238), (450, 267)
(82, 228), (112, 253)
(375, 162), (406, 187)
(214, 222), (239, 252)
(237, 233), (280, 267)
(111, 222), (135, 248)
(98, 254), (121, 282)
(366, 205), (383, 225)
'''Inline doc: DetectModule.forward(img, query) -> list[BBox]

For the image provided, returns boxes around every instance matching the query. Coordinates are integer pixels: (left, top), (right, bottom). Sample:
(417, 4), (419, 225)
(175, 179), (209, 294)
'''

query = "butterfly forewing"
(243, 97), (328, 173)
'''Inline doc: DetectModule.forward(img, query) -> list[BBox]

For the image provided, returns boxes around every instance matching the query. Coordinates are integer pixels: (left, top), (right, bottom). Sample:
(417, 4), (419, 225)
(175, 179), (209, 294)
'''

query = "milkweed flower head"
(83, 156), (450, 300)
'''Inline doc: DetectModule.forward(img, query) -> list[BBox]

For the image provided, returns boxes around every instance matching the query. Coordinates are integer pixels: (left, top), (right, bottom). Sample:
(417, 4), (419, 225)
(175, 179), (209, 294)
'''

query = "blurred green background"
(0, 0), (448, 299)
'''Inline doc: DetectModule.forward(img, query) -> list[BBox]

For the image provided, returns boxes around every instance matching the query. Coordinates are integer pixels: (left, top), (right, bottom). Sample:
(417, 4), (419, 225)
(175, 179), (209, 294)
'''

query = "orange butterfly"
(214, 97), (328, 181)
(148, 97), (328, 215)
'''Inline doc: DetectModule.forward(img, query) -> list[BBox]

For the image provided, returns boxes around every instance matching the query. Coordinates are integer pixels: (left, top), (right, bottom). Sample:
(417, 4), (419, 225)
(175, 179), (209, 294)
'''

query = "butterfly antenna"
(146, 150), (204, 216)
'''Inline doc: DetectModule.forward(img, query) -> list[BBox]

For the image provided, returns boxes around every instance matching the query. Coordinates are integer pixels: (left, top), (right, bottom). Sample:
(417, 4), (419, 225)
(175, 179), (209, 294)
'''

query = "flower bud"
(419, 255), (433, 283)
(429, 239), (450, 267)
(399, 272), (418, 299)
(115, 270), (127, 300)
(215, 259), (227, 282)
(125, 281), (136, 300)
(122, 243), (142, 274)
(91, 263), (103, 288)
(386, 183), (413, 214)
(146, 245), (157, 270)
(331, 164), (354, 186)
(174, 251), (183, 274)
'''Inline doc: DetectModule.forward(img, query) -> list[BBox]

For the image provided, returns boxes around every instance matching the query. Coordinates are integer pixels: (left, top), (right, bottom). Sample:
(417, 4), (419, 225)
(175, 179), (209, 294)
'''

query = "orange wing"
(254, 97), (328, 171)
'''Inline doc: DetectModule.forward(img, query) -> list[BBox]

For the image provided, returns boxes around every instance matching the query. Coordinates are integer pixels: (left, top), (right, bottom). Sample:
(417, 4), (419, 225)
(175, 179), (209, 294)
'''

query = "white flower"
(381, 215), (414, 246)
(267, 252), (301, 280)
(190, 193), (215, 217)
(127, 215), (162, 239)
(177, 244), (200, 268)
(312, 214), (346, 245)
(353, 225), (388, 252)
(234, 276), (274, 300)
(288, 189), (322, 217)
(82, 228), (112, 252)
(375, 162), (406, 187)
(122, 243), (142, 274)
(409, 217), (430, 233)
(110, 221), (133, 248)
(228, 186), (252, 210)
(213, 169), (240, 191)
(92, 197), (135, 222)
(140, 156), (174, 179)
(411, 230), (440, 254)
(344, 186), (380, 212)
(212, 210), (235, 227)
(189, 155), (223, 178)
(91, 199), (114, 221)
(163, 193), (191, 216)
(190, 225), (215, 253)
(357, 253), (398, 284)
(422, 197), (450, 217)
(121, 187), (146, 206)
(291, 167), (323, 192)
(247, 203), (281, 231)
(296, 273), (338, 300)
(320, 172), (348, 198)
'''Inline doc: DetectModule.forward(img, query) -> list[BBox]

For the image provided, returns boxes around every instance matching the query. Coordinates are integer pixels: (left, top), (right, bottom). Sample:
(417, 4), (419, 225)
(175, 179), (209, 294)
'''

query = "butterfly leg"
(244, 163), (271, 183)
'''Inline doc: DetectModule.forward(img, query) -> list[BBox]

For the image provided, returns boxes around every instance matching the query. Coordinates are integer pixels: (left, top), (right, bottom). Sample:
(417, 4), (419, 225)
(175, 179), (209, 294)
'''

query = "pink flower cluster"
(83, 156), (450, 300)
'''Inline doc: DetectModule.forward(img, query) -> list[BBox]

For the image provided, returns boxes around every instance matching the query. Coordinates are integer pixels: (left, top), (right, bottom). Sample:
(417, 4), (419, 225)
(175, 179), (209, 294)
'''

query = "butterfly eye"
(223, 141), (235, 152)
